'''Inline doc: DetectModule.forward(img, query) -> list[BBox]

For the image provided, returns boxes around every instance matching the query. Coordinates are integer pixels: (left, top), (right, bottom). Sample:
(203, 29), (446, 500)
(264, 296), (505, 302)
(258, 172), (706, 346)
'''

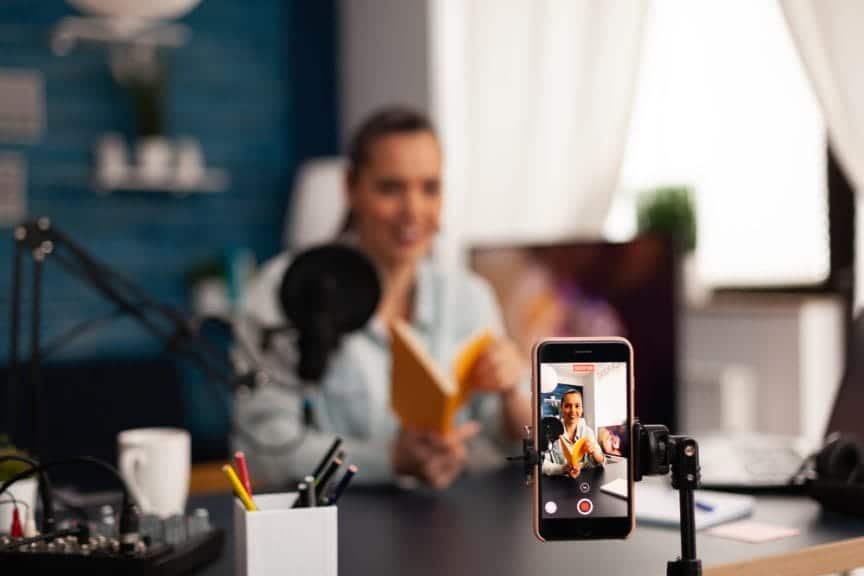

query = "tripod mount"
(511, 419), (702, 576)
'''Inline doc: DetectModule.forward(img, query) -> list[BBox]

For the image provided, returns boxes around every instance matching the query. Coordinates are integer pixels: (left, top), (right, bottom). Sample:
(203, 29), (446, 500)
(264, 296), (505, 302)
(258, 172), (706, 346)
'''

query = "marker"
(303, 475), (317, 507)
(222, 464), (257, 512)
(312, 437), (343, 480)
(294, 482), (309, 508)
(695, 500), (714, 513)
(327, 465), (358, 505)
(234, 451), (252, 496)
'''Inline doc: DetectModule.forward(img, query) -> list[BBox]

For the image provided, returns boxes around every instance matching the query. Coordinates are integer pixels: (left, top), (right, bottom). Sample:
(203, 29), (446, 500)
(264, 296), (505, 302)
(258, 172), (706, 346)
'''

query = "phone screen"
(535, 340), (633, 540)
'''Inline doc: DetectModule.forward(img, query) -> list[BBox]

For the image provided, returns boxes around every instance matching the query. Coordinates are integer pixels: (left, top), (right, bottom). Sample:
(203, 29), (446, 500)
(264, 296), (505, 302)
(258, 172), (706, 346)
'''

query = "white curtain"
(432, 0), (650, 251)
(781, 0), (864, 308)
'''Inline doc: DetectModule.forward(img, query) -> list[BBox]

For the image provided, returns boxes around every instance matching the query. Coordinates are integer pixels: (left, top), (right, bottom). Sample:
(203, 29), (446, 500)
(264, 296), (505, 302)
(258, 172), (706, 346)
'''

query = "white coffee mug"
(118, 428), (190, 518)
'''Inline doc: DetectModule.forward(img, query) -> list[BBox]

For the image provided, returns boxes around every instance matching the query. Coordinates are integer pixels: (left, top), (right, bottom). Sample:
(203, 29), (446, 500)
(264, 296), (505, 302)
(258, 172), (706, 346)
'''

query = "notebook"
(390, 320), (494, 434)
(635, 477), (754, 530)
(600, 478), (629, 499)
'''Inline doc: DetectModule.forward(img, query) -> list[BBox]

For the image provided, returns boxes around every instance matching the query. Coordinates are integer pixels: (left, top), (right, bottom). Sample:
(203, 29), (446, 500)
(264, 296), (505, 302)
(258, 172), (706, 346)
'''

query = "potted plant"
(109, 46), (172, 184)
(637, 185), (696, 254)
(637, 185), (707, 305)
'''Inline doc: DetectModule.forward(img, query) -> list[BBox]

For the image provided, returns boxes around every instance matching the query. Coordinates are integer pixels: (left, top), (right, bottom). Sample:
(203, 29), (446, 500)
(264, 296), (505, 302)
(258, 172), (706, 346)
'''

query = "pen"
(222, 464), (258, 512)
(327, 465), (358, 505)
(313, 437), (343, 480)
(695, 500), (714, 513)
(234, 451), (252, 496)
(315, 457), (343, 495)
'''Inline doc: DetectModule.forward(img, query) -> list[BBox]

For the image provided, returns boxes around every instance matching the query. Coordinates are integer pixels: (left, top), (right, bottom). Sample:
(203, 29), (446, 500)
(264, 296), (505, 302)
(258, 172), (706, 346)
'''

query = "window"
(606, 0), (828, 287)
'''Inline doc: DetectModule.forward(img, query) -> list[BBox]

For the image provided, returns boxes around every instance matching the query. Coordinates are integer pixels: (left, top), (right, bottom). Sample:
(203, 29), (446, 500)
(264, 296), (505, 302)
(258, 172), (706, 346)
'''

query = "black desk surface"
(197, 468), (864, 575)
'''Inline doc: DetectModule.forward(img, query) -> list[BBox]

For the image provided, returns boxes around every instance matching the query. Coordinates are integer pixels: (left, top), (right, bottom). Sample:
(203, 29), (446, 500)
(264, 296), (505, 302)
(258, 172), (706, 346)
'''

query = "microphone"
(278, 244), (380, 382)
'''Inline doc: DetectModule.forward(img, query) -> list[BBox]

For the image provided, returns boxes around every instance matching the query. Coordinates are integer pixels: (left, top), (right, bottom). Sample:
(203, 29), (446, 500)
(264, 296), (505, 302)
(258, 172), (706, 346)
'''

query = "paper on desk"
(600, 478), (628, 499)
(636, 478), (754, 530)
(705, 520), (799, 543)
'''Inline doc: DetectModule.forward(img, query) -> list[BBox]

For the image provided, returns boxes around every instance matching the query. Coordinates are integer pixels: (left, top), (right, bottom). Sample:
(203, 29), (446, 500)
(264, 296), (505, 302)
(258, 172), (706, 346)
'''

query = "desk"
(196, 468), (864, 575)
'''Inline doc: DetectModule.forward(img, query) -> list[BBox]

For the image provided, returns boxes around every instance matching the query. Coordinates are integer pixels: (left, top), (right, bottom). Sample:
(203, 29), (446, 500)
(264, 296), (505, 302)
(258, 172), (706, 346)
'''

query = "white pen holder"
(234, 493), (337, 576)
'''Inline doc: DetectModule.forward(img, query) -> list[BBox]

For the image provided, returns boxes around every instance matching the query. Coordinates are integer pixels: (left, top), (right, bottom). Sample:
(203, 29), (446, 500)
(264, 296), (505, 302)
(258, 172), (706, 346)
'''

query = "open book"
(390, 320), (494, 434)
(561, 436), (590, 468)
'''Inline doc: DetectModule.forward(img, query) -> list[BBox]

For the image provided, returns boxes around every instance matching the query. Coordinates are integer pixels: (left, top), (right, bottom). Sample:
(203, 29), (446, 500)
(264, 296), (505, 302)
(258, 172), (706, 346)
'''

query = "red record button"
(577, 498), (593, 515)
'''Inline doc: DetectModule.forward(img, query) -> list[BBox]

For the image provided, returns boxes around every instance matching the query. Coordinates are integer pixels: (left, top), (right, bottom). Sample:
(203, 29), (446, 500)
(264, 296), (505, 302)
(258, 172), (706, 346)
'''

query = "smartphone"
(532, 337), (634, 541)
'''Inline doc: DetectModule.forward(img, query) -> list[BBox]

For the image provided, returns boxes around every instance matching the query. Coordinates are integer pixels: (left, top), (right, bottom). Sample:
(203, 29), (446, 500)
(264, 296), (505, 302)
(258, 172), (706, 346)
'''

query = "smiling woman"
(232, 107), (532, 490)
(343, 110), (443, 323)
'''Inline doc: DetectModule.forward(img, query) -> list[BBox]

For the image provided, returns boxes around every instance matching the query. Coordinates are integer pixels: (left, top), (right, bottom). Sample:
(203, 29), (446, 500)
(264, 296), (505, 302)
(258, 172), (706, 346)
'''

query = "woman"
(542, 389), (604, 478)
(233, 107), (530, 489)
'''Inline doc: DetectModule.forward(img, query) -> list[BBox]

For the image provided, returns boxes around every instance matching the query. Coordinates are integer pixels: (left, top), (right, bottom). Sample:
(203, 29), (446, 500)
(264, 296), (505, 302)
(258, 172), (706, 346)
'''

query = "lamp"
(52, 0), (202, 56)
(66, 0), (203, 21)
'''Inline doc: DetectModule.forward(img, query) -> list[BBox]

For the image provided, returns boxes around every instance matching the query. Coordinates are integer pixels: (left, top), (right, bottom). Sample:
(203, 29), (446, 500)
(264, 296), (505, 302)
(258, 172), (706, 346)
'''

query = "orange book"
(390, 320), (494, 435)
(561, 436), (590, 468)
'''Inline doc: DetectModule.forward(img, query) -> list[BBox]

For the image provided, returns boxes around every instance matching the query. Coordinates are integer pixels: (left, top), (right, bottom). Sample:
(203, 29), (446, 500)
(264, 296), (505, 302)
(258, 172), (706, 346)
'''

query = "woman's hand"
(470, 337), (531, 441)
(470, 338), (524, 396)
(568, 462), (582, 479)
(392, 421), (481, 489)
(583, 438), (605, 464)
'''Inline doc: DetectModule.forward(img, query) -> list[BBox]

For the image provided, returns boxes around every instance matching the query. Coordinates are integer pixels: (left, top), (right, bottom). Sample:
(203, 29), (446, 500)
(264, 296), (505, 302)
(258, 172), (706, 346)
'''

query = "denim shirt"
(541, 419), (600, 476)
(232, 252), (521, 487)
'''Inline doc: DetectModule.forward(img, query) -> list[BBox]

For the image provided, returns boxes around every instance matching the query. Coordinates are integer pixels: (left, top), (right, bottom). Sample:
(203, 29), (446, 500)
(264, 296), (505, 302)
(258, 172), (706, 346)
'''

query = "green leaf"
(637, 185), (697, 253)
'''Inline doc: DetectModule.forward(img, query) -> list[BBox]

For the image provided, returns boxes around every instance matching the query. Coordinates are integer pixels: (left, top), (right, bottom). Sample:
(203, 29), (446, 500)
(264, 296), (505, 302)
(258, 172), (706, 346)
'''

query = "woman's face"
(560, 392), (583, 425)
(348, 131), (442, 269)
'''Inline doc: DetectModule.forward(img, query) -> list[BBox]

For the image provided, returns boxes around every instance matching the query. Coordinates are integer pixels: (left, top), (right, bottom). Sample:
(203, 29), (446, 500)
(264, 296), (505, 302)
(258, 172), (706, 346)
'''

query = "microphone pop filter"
(279, 244), (380, 381)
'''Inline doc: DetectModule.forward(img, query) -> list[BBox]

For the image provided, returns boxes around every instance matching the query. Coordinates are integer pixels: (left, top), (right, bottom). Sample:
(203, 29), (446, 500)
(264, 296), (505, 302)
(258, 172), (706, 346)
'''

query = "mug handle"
(119, 447), (151, 513)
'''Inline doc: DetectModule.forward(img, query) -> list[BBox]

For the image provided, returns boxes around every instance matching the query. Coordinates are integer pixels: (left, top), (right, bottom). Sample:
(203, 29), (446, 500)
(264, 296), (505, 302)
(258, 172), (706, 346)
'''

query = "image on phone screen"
(538, 360), (630, 523)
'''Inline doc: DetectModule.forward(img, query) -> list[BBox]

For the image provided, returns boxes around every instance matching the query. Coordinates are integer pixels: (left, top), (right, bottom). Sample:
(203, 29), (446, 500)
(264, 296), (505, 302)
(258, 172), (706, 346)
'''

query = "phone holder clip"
(634, 420), (702, 576)
(510, 420), (703, 576)
(507, 426), (540, 486)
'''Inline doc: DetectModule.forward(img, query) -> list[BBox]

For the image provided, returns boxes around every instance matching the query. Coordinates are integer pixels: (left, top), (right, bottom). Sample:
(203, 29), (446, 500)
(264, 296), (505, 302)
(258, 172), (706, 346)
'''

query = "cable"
(0, 455), (55, 532)
(0, 456), (139, 552)
(0, 496), (28, 515)
(38, 309), (127, 360)
(49, 490), (94, 521)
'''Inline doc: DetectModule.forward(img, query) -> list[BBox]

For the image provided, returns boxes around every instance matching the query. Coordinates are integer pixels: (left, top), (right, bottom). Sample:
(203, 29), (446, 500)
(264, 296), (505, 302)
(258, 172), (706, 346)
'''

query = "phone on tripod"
(532, 338), (635, 541)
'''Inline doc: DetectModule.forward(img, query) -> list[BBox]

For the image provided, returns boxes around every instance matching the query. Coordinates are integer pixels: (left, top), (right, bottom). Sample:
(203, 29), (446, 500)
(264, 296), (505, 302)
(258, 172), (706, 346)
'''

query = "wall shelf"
(95, 133), (229, 196)
(95, 170), (228, 196)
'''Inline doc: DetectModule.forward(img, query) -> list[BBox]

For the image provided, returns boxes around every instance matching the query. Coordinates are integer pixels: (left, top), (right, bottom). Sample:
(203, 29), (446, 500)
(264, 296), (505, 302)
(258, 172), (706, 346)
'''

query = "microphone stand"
(5, 217), (240, 455)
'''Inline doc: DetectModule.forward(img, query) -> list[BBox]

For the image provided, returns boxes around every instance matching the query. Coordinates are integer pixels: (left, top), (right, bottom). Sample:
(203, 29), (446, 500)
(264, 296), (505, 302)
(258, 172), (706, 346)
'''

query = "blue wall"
(0, 0), (338, 456)
(0, 0), (338, 361)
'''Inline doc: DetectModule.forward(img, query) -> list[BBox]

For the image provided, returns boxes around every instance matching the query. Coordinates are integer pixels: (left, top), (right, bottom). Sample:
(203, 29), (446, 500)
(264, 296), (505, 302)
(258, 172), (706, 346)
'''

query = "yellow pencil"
(222, 464), (258, 511)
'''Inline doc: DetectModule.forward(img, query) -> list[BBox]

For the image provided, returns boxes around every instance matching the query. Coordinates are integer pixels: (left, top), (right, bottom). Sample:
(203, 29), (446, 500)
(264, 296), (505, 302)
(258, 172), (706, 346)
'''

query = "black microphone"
(278, 244), (380, 382)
